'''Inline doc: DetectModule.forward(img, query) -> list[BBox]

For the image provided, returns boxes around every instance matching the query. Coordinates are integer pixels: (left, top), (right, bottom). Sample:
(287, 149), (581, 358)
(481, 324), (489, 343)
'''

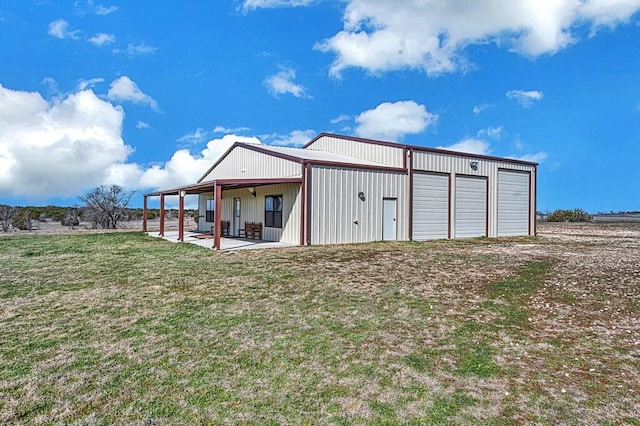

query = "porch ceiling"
(144, 177), (302, 197)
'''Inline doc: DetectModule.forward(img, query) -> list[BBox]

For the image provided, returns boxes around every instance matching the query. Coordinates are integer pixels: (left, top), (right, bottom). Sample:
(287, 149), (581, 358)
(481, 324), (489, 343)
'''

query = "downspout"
(143, 196), (148, 232)
(159, 194), (165, 236)
(300, 162), (306, 246)
(213, 183), (222, 250)
(178, 191), (185, 242)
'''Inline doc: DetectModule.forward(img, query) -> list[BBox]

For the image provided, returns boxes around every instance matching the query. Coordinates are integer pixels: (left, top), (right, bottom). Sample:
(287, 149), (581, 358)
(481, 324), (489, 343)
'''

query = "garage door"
(412, 172), (449, 240)
(454, 176), (487, 238)
(498, 170), (530, 236)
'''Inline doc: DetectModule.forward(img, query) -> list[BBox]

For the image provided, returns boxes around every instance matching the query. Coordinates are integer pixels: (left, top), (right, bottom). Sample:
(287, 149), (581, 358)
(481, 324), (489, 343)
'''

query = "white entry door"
(383, 198), (397, 241)
(233, 198), (241, 236)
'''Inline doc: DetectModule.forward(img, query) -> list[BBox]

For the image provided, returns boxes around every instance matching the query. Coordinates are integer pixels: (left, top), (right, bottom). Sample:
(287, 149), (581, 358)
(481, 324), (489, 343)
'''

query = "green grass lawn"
(0, 227), (638, 424)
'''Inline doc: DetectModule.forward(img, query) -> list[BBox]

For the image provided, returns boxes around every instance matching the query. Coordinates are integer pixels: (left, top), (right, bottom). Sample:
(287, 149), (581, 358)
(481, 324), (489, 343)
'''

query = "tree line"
(0, 185), (195, 232)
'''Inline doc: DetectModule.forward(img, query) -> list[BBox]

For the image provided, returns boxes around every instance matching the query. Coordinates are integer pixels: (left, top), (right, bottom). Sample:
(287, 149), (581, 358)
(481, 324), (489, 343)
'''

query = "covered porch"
(147, 230), (295, 251)
(142, 177), (305, 250)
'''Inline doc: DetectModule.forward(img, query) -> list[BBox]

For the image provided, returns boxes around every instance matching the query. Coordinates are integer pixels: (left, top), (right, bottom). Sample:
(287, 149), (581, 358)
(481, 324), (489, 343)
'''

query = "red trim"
(300, 164), (306, 246)
(145, 178), (303, 197)
(407, 148), (413, 240)
(143, 196), (148, 232)
(485, 177), (490, 237)
(178, 192), (184, 242)
(159, 195), (165, 236)
(304, 132), (538, 167)
(448, 174), (452, 239)
(309, 161), (405, 173)
(305, 163), (312, 245)
(213, 184), (222, 250)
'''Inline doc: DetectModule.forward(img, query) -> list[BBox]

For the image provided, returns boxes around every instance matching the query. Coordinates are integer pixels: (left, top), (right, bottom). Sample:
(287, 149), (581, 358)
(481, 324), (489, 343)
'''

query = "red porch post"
(143, 196), (148, 232)
(159, 194), (165, 236)
(213, 184), (222, 250)
(178, 191), (185, 242)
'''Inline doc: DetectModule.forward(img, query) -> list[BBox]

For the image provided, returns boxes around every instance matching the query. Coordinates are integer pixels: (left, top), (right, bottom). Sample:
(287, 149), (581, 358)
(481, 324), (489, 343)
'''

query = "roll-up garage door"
(454, 176), (487, 238)
(412, 172), (449, 240)
(497, 170), (530, 236)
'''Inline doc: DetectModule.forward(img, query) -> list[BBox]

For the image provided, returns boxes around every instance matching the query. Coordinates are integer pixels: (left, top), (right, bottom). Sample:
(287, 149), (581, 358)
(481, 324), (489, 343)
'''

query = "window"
(206, 199), (215, 222)
(265, 195), (283, 228)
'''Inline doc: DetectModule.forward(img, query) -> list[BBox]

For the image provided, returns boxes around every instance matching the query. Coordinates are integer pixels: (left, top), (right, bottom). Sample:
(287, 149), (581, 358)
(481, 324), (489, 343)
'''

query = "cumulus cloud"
(112, 42), (157, 56)
(48, 19), (80, 40)
(213, 125), (251, 134)
(107, 76), (159, 111)
(76, 78), (104, 91)
(88, 32), (115, 46)
(240, 0), (315, 12)
(506, 89), (544, 107)
(265, 129), (315, 146)
(477, 126), (503, 139)
(437, 138), (491, 156)
(177, 128), (207, 144)
(355, 100), (438, 141)
(0, 84), (132, 198)
(315, 0), (640, 76)
(137, 135), (262, 189)
(264, 68), (311, 99)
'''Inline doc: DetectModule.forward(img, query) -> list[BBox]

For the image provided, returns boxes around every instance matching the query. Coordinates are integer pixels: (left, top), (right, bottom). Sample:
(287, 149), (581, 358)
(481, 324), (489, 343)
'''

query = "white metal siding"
(309, 166), (408, 245)
(306, 135), (405, 168)
(454, 176), (487, 238)
(412, 172), (449, 240)
(498, 170), (530, 236)
(201, 145), (301, 181)
(198, 183), (301, 244)
(413, 150), (536, 237)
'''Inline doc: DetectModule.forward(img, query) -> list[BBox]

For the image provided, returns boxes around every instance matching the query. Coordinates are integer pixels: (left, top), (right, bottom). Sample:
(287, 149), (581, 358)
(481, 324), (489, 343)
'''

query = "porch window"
(265, 195), (283, 228)
(206, 199), (215, 222)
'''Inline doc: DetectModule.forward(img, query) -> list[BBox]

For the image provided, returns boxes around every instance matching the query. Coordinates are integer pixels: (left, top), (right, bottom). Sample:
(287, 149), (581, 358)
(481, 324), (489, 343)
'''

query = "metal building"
(143, 133), (537, 249)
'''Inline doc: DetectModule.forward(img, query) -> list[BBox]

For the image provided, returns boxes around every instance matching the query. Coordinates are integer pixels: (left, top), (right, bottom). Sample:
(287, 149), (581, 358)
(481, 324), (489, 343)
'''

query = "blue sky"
(1, 0), (639, 213)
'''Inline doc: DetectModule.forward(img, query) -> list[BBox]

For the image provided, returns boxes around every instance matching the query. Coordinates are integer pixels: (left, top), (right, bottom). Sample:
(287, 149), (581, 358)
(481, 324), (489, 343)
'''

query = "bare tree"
(80, 185), (134, 229)
(63, 207), (81, 230)
(0, 205), (17, 232)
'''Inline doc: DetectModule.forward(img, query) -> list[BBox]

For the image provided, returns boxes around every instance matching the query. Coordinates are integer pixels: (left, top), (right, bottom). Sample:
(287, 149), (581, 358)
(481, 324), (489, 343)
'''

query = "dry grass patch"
(1, 224), (639, 424)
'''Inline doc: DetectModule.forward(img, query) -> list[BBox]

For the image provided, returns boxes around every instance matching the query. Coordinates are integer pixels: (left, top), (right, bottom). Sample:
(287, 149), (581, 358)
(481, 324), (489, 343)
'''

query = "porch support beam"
(213, 184), (222, 250)
(178, 191), (185, 242)
(159, 194), (165, 236)
(143, 196), (148, 232)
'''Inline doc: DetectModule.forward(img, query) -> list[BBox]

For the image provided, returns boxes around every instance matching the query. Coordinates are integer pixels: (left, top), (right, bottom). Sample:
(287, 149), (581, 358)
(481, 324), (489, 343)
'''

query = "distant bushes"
(547, 208), (592, 222)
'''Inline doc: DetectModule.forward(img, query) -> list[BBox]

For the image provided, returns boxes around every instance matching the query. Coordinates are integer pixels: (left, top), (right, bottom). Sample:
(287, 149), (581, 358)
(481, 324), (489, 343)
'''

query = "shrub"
(547, 208), (592, 222)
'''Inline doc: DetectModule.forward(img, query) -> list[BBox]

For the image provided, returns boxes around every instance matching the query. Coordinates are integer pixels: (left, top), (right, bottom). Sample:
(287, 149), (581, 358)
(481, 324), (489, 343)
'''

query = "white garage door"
(412, 172), (449, 240)
(454, 176), (487, 238)
(498, 170), (530, 236)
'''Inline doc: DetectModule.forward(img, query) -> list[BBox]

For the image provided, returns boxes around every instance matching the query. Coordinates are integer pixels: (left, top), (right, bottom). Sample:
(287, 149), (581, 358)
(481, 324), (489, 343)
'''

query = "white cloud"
(137, 135), (262, 189)
(136, 121), (150, 129)
(506, 89), (544, 107)
(355, 100), (438, 141)
(177, 128), (207, 144)
(315, 0), (640, 77)
(240, 0), (315, 12)
(0, 84), (132, 198)
(76, 78), (104, 91)
(88, 33), (115, 46)
(94, 4), (118, 15)
(330, 114), (351, 124)
(213, 125), (251, 134)
(508, 152), (549, 163)
(107, 76), (159, 111)
(264, 68), (311, 99)
(112, 42), (157, 56)
(265, 129), (315, 146)
(477, 126), (503, 139)
(437, 138), (491, 156)
(473, 104), (492, 115)
(48, 19), (81, 40)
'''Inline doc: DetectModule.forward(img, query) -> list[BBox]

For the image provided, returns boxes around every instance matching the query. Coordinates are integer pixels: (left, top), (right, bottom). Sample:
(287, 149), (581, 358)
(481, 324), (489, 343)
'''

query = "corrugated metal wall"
(306, 135), (405, 168)
(309, 166), (408, 245)
(198, 183), (301, 244)
(413, 150), (536, 237)
(201, 145), (301, 181)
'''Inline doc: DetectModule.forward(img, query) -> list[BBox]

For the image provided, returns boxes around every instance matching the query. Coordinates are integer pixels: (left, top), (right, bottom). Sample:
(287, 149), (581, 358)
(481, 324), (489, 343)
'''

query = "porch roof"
(143, 177), (302, 197)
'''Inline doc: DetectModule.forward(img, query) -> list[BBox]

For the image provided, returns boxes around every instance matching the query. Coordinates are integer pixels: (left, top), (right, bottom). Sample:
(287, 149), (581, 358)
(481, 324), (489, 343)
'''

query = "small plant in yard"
(546, 208), (592, 222)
